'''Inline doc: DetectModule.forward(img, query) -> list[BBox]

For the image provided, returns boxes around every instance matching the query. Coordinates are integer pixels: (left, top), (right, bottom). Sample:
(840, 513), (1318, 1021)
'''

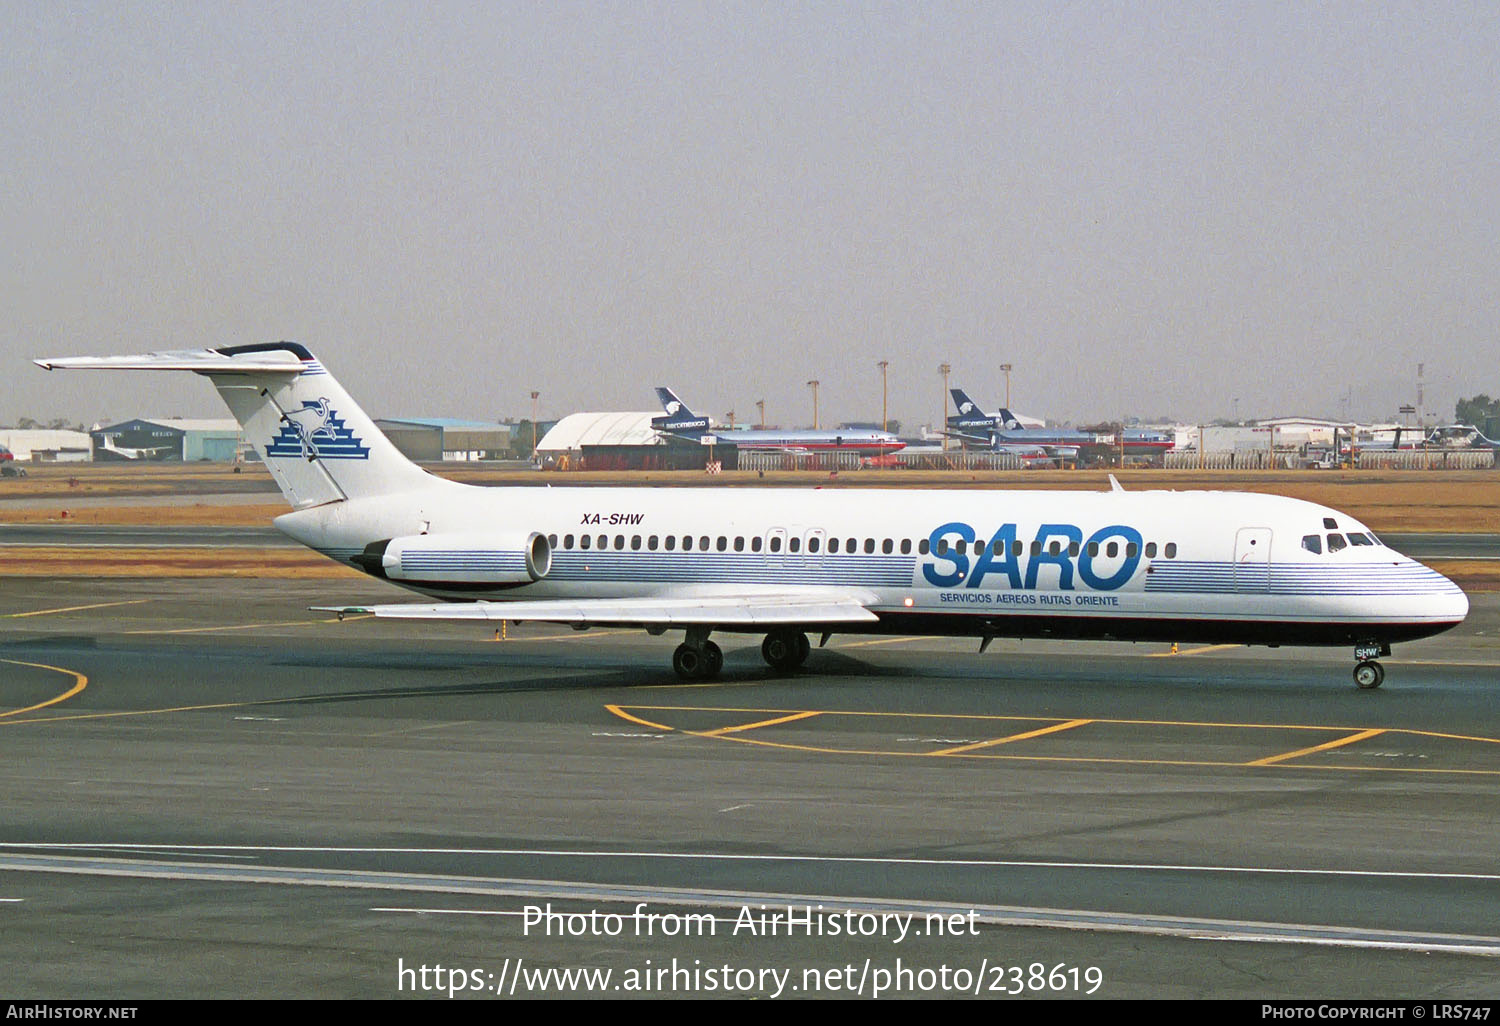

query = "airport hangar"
(536, 411), (730, 470)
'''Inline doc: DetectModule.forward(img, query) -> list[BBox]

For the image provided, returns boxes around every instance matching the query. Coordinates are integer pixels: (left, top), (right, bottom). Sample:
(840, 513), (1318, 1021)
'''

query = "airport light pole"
(939, 362), (951, 451)
(755, 399), (765, 430)
(530, 390), (540, 456)
(806, 380), (820, 429)
(876, 360), (889, 432)
(1000, 363), (1012, 408)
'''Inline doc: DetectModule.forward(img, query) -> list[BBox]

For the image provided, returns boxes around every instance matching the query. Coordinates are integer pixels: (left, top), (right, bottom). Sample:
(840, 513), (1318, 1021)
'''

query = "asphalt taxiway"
(3, 573), (1500, 999)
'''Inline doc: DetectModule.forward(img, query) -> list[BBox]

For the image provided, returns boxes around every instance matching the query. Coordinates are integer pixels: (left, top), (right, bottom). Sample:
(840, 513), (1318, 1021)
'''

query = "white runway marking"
(5, 842), (1500, 883)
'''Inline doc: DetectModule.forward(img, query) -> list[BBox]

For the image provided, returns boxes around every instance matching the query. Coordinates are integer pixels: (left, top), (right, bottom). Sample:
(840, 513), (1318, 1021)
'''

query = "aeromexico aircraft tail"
(35, 342), (433, 508)
(652, 386), (711, 433)
(949, 388), (990, 422)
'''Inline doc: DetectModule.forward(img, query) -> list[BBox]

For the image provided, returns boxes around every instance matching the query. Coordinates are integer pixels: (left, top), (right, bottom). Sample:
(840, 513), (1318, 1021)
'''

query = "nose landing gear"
(1353, 660), (1384, 690)
(1352, 641), (1391, 690)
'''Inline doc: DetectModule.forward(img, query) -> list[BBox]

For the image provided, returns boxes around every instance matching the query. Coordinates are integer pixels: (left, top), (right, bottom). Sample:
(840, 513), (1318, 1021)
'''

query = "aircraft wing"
(316, 592), (881, 629)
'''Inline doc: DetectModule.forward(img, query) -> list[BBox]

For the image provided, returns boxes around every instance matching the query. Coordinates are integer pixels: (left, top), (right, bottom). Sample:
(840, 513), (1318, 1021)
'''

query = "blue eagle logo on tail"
(267, 398), (371, 460)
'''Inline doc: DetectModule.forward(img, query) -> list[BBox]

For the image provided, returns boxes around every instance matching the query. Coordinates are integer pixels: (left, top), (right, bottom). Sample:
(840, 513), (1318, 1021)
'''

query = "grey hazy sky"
(4, 2), (1497, 430)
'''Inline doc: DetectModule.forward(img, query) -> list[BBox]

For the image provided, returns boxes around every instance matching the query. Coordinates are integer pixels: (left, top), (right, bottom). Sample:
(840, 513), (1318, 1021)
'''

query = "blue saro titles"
(921, 522), (1143, 591)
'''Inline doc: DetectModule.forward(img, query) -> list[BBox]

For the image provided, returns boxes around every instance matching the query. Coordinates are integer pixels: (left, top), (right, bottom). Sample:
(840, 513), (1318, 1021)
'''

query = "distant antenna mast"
(1416, 363), (1425, 427)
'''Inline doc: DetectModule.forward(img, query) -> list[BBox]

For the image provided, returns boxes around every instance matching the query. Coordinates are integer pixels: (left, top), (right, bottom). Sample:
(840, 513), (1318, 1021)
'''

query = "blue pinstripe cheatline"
(1145, 560), (1461, 595)
(549, 552), (914, 586)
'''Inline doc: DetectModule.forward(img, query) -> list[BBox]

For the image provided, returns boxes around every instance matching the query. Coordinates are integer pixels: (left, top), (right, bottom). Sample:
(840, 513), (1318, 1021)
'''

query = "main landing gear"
(670, 628), (813, 680)
(1352, 640), (1391, 690)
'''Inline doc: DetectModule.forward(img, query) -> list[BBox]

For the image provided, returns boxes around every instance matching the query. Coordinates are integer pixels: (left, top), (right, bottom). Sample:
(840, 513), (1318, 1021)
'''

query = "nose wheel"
(1353, 660), (1384, 690)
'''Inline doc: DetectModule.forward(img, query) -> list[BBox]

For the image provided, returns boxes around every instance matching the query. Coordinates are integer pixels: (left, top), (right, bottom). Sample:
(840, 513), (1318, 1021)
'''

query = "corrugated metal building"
(374, 418), (512, 461)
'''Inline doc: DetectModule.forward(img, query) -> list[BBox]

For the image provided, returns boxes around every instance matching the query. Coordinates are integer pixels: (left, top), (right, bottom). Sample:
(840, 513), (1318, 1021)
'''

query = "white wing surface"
(318, 593), (880, 629)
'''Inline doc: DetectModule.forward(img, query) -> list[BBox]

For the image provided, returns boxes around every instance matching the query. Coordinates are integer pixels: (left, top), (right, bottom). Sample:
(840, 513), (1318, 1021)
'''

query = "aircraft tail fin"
(35, 342), (433, 508)
(995, 408), (1027, 431)
(650, 386), (710, 433)
(949, 388), (991, 422)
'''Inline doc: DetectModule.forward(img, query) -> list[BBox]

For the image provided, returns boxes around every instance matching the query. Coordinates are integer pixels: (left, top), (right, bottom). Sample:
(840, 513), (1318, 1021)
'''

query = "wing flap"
(317, 593), (879, 628)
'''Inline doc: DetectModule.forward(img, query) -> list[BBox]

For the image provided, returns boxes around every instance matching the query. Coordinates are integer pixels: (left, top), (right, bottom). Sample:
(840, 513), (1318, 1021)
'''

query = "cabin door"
(1233, 527), (1272, 592)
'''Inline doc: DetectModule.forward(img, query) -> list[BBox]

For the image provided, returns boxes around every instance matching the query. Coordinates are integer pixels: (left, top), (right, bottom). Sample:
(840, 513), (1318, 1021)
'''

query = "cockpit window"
(1347, 533), (1374, 546)
(1302, 534), (1322, 554)
(1326, 533), (1347, 552)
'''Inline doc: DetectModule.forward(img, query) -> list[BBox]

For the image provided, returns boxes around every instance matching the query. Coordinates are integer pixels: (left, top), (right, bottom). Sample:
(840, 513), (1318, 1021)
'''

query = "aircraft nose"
(1421, 562), (1469, 624)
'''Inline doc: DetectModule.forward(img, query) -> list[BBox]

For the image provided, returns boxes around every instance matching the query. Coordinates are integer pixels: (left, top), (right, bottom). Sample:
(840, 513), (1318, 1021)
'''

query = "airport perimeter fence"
(1164, 450), (1494, 470)
(1355, 450), (1494, 470)
(735, 451), (867, 472)
(733, 450), (1035, 472)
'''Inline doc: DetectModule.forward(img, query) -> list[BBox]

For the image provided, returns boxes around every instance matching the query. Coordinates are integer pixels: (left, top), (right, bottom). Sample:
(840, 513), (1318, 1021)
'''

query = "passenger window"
(615, 535), (625, 550)
(1327, 533), (1347, 552)
(1106, 541), (1118, 558)
(699, 536), (710, 551)
(648, 535), (658, 550)
(1302, 534), (1322, 554)
(717, 536), (727, 551)
(918, 539), (930, 555)
(752, 537), (763, 552)
(682, 536), (693, 551)
(1164, 543), (1177, 558)
(564, 534), (575, 549)
(883, 539), (893, 554)
(789, 537), (801, 553)
(864, 539), (875, 554)
(770, 537), (782, 553)
(734, 537), (744, 552)
(665, 536), (676, 551)
(631, 535), (641, 550)
(900, 539), (912, 555)
(548, 534), (558, 548)
(1087, 542), (1099, 558)
(1030, 541), (1041, 556)
(1048, 540), (1061, 556)
(936, 539), (949, 555)
(847, 538), (857, 552)
(1069, 542), (1080, 557)
(829, 538), (840, 554)
(580, 535), (591, 550)
(597, 534), (607, 549)
(956, 540), (967, 555)
(1144, 542), (1156, 558)
(808, 537), (820, 553)
(1126, 542), (1138, 558)
(1012, 540), (1023, 557)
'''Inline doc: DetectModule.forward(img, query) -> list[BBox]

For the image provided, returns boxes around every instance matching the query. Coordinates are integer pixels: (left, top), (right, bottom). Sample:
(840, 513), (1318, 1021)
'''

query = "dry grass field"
(1, 462), (1495, 587)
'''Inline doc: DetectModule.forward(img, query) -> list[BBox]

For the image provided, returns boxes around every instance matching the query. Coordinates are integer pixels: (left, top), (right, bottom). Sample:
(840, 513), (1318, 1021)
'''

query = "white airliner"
(35, 343), (1468, 689)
